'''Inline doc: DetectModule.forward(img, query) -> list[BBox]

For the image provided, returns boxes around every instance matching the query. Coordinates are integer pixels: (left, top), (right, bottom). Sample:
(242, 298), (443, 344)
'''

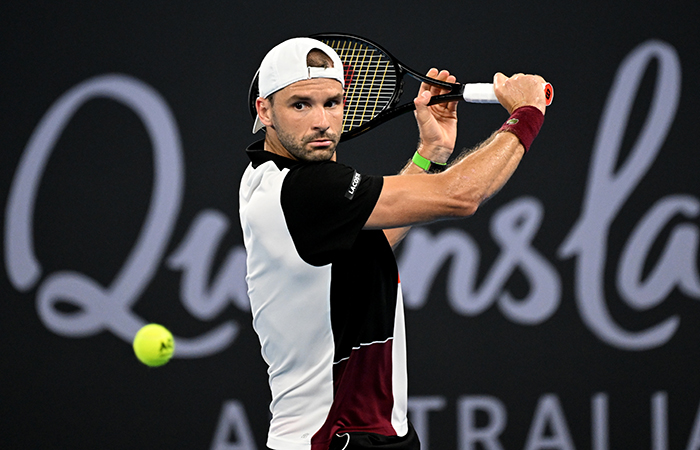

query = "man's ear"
(255, 97), (273, 128)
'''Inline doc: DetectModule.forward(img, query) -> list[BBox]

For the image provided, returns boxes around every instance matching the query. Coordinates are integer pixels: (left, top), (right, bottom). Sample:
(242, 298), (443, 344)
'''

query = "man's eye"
(326, 100), (341, 108)
(292, 102), (305, 110)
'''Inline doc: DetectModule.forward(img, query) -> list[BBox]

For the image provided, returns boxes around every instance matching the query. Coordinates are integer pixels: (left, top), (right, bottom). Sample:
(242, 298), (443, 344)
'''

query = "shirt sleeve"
(280, 161), (384, 266)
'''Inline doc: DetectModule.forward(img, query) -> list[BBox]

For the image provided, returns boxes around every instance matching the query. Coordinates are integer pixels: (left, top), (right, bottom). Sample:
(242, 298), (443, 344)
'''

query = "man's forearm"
(445, 131), (525, 209)
(383, 149), (431, 248)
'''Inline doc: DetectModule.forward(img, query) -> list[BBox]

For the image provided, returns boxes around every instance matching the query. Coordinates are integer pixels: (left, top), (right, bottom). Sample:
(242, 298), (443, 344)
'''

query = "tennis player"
(239, 37), (548, 450)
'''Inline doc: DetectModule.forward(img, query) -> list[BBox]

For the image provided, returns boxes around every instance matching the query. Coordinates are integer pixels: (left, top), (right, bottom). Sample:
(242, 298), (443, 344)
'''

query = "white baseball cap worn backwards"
(252, 37), (345, 133)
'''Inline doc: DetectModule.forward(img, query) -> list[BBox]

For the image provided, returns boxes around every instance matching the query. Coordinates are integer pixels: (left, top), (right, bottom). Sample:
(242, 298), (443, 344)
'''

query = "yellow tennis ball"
(132, 323), (175, 367)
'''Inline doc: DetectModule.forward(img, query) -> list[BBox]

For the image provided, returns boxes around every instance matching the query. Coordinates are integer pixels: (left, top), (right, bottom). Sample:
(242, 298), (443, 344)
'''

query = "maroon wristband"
(498, 106), (545, 153)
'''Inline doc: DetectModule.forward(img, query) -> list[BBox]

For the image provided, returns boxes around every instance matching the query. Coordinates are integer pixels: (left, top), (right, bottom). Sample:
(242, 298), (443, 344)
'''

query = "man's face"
(263, 78), (344, 162)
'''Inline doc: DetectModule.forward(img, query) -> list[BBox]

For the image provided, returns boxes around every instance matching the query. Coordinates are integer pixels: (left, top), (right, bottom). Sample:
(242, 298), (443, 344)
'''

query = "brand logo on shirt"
(345, 171), (361, 199)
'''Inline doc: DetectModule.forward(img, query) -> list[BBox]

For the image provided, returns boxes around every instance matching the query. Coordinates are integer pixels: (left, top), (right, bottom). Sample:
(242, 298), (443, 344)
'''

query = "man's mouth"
(306, 135), (337, 148)
(309, 139), (334, 147)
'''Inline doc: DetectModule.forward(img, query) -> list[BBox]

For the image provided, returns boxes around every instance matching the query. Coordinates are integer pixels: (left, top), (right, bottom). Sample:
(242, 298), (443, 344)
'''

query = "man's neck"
(263, 133), (297, 160)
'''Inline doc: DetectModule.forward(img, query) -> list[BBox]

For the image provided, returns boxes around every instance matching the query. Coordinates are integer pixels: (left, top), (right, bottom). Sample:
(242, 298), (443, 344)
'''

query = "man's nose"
(311, 107), (330, 130)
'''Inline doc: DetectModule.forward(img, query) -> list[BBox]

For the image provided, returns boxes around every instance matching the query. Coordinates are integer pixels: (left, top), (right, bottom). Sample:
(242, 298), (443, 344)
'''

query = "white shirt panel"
(240, 161), (335, 449)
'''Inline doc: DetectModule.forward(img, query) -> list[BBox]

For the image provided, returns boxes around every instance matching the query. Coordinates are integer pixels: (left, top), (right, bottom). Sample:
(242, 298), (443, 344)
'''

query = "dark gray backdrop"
(2, 1), (700, 449)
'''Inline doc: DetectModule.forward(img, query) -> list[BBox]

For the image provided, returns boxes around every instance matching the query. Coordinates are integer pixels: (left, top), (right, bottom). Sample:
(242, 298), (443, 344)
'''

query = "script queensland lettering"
(4, 40), (698, 357)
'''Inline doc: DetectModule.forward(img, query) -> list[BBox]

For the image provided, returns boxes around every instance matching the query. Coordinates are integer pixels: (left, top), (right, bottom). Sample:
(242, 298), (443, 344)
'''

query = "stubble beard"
(275, 127), (339, 162)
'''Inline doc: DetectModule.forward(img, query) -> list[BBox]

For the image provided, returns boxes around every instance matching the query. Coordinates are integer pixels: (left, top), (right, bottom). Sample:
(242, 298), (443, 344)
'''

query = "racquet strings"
(319, 37), (398, 133)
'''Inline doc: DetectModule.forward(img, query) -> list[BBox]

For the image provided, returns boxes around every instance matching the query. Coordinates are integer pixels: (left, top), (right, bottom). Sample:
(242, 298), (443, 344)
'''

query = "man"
(239, 37), (548, 450)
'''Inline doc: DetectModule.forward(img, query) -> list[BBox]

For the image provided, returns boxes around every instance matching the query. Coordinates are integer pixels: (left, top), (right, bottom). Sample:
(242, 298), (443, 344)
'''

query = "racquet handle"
(461, 83), (498, 103)
(462, 82), (554, 106)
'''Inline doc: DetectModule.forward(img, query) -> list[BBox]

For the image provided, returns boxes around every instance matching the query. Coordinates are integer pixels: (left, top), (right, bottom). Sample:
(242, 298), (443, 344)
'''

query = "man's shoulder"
(282, 161), (364, 198)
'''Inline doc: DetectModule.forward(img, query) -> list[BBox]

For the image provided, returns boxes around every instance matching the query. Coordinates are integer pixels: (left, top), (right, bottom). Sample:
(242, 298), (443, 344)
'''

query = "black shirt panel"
(280, 160), (384, 266)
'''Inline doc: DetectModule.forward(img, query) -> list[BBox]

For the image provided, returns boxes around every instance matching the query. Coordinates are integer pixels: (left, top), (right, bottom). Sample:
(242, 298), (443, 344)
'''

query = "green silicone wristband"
(412, 151), (446, 172)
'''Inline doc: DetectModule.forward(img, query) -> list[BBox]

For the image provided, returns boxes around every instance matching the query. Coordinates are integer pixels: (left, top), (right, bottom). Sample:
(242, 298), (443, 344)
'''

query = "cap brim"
(252, 115), (264, 134)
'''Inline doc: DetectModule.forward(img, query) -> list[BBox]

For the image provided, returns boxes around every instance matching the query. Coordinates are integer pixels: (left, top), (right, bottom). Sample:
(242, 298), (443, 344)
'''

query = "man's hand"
(493, 72), (548, 115)
(412, 68), (459, 164)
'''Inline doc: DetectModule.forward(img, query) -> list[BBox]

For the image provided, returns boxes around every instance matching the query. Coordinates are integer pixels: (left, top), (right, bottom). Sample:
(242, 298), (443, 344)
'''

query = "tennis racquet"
(248, 33), (553, 141)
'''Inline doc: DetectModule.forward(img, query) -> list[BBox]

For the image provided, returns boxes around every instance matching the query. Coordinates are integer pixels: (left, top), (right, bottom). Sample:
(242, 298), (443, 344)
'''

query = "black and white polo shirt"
(239, 141), (409, 450)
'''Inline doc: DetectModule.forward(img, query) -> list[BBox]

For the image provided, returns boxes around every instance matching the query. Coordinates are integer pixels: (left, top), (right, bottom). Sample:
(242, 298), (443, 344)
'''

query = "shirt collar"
(245, 139), (299, 170)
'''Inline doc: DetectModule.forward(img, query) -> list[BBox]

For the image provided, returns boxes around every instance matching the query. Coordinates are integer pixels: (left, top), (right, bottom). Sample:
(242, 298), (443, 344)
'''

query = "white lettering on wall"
(4, 74), (239, 357)
(524, 395), (575, 450)
(408, 396), (447, 450)
(653, 392), (669, 450)
(458, 395), (507, 450)
(399, 197), (560, 325)
(4, 40), (697, 355)
(592, 393), (609, 450)
(617, 196), (700, 310)
(559, 39), (689, 350)
(167, 209), (250, 318)
(210, 400), (258, 450)
(687, 401), (700, 450)
(411, 391), (692, 450)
